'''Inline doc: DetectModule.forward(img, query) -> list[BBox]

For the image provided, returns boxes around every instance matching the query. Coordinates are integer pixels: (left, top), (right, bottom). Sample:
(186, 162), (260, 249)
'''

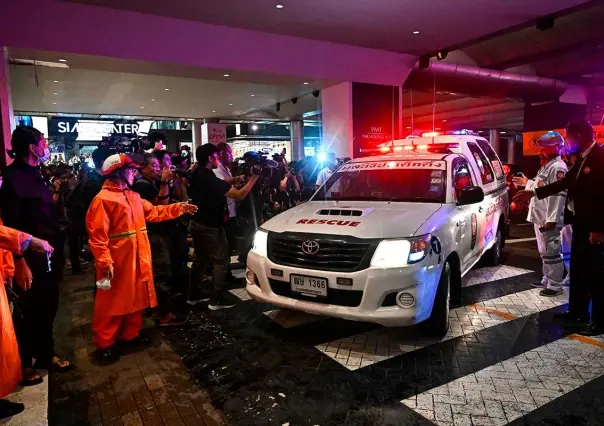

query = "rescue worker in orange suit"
(86, 154), (197, 364)
(0, 223), (53, 419)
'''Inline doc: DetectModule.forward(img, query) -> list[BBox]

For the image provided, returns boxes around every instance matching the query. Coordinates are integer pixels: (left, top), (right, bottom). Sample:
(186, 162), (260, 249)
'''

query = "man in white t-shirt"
(316, 153), (338, 188)
(213, 143), (238, 220)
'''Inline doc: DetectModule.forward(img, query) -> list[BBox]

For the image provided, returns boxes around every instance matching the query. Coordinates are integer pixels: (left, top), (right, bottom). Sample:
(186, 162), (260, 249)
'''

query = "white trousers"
(561, 224), (572, 286)
(535, 224), (564, 290)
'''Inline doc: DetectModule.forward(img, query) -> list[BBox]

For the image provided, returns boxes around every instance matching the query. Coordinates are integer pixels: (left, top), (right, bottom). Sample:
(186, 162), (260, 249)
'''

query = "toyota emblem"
(301, 240), (320, 255)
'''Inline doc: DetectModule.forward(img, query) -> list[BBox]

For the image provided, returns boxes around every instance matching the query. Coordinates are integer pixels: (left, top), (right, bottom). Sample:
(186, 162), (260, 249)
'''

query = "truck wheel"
(484, 226), (503, 266)
(425, 262), (450, 338)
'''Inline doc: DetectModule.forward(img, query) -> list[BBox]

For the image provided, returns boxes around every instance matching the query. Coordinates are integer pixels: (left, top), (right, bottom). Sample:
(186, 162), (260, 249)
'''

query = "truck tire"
(425, 262), (450, 338)
(484, 226), (503, 266)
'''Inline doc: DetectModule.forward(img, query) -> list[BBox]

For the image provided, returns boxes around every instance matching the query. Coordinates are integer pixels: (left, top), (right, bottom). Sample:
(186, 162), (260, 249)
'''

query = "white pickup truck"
(245, 134), (508, 336)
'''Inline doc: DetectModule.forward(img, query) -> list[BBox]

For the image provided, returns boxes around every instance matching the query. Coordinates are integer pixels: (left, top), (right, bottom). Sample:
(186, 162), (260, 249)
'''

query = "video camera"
(239, 151), (279, 177)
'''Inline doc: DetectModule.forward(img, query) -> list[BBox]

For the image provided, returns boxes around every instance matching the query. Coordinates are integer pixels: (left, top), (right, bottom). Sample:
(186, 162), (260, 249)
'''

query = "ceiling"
(66, 0), (593, 55)
(8, 48), (323, 120)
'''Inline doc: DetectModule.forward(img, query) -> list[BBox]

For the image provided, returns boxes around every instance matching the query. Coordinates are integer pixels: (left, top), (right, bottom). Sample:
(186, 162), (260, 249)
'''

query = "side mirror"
(457, 186), (485, 206)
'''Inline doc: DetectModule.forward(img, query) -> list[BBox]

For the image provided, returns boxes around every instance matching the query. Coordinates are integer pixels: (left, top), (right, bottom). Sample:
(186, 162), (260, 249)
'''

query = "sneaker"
(156, 313), (189, 327)
(94, 346), (120, 366)
(532, 281), (546, 288)
(540, 288), (563, 297)
(208, 299), (236, 311)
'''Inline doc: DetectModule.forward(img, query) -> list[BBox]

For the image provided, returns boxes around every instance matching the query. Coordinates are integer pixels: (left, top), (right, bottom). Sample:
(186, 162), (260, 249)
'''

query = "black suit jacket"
(535, 143), (604, 232)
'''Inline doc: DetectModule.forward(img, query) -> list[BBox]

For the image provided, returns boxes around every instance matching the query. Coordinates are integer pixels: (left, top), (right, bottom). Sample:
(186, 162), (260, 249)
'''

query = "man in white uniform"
(515, 132), (568, 297)
(316, 153), (338, 188)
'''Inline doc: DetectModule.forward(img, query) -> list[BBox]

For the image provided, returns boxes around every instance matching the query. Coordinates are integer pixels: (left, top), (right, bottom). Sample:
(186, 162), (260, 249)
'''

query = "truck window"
(467, 142), (495, 185)
(475, 139), (505, 180)
(452, 158), (474, 201)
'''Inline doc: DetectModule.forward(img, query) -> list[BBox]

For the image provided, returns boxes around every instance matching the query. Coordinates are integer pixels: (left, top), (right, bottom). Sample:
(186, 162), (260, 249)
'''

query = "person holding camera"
(213, 143), (242, 255)
(189, 144), (260, 310)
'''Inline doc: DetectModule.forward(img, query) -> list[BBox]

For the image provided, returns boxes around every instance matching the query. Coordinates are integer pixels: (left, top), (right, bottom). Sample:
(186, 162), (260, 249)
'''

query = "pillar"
(290, 120), (304, 161)
(321, 82), (400, 159)
(0, 47), (14, 167)
(489, 129), (501, 157)
(507, 138), (516, 165)
(192, 120), (202, 151)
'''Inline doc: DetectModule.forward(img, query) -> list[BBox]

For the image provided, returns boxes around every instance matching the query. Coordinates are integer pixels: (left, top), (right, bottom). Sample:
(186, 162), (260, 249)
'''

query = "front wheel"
(484, 226), (503, 266)
(425, 262), (450, 338)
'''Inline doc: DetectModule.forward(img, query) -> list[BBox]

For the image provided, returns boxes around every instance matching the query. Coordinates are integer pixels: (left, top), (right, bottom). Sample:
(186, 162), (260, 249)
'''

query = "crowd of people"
(0, 126), (336, 418)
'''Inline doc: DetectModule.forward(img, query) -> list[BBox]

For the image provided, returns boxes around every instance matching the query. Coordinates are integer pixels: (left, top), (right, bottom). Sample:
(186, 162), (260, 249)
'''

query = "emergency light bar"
(420, 129), (478, 137)
(363, 143), (460, 155)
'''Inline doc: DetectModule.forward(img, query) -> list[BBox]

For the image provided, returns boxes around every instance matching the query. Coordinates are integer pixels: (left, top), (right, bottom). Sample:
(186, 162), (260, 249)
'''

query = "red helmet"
(101, 153), (140, 176)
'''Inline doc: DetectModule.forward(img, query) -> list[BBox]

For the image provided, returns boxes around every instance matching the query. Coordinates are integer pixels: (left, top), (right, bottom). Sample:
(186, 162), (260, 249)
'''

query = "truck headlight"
(252, 230), (269, 257)
(370, 234), (431, 268)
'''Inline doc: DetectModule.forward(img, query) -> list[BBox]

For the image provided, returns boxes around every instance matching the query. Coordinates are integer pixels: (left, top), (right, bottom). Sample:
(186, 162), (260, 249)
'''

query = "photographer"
(213, 143), (242, 254)
(189, 144), (259, 310)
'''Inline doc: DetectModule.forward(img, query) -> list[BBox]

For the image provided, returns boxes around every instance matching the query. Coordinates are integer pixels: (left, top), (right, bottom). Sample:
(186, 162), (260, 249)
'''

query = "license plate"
(290, 275), (328, 297)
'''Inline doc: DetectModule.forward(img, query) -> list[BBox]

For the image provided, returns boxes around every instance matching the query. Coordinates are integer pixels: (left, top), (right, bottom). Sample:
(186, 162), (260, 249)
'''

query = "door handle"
(456, 220), (467, 227)
(478, 206), (484, 213)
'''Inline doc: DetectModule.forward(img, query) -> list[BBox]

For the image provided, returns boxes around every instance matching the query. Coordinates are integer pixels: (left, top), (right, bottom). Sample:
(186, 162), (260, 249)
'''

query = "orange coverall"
(86, 181), (184, 349)
(0, 221), (31, 398)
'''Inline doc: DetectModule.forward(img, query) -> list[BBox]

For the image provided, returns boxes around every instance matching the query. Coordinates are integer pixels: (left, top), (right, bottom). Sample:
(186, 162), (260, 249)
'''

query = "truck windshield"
(313, 161), (446, 203)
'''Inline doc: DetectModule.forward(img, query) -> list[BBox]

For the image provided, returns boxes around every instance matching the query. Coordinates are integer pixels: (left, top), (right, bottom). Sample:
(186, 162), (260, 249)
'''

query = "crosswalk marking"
(229, 288), (251, 301)
(263, 309), (323, 328)
(401, 335), (604, 425)
(315, 288), (567, 370)
(462, 265), (533, 287)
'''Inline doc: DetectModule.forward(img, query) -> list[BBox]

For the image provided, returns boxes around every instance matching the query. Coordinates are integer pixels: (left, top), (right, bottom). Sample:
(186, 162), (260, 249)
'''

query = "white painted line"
(263, 309), (323, 328)
(315, 288), (567, 371)
(232, 269), (246, 280)
(2, 371), (49, 426)
(229, 288), (251, 301)
(463, 265), (533, 287)
(506, 237), (537, 244)
(401, 336), (604, 425)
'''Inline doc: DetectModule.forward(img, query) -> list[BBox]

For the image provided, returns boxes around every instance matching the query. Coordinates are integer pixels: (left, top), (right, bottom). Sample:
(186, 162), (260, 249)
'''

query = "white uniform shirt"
(316, 167), (334, 187)
(526, 156), (568, 226)
(213, 162), (237, 218)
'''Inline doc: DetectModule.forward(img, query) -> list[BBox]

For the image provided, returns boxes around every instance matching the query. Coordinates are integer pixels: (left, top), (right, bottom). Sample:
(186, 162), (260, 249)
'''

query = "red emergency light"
(366, 143), (460, 155)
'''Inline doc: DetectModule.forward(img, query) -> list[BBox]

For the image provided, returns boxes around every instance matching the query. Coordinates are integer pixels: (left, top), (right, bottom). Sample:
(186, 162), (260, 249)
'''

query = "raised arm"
(142, 199), (191, 222)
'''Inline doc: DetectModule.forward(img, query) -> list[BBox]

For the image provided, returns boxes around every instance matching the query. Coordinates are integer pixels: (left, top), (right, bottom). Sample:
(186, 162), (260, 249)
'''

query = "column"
(489, 129), (501, 157)
(321, 82), (400, 159)
(507, 138), (516, 165)
(321, 82), (353, 158)
(192, 120), (202, 150)
(290, 120), (304, 161)
(0, 47), (15, 167)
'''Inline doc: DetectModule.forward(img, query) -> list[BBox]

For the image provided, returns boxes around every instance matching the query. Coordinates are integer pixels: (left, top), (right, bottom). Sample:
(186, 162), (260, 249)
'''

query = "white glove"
(96, 278), (112, 290)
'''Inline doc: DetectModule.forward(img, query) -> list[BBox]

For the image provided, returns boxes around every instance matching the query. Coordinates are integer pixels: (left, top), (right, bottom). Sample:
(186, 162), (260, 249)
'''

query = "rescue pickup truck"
(245, 133), (508, 336)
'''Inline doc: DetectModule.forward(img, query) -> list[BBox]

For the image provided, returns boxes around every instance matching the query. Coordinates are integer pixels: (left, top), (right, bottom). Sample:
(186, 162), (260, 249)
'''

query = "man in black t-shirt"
(188, 144), (259, 310)
(132, 154), (187, 327)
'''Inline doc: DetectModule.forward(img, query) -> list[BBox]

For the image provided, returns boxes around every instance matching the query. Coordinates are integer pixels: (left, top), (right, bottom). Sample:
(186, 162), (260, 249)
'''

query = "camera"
(239, 151), (279, 177)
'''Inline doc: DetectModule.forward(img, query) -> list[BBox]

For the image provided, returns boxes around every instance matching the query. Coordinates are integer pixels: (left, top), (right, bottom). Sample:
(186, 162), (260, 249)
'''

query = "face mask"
(32, 145), (51, 163)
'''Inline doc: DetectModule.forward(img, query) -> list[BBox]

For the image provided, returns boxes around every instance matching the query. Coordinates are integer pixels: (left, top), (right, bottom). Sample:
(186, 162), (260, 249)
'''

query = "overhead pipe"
(404, 62), (568, 103)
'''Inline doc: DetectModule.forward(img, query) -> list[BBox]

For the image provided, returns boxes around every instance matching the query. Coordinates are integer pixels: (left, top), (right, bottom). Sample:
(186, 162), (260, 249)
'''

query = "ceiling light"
(53, 92), (58, 95)
(303, 82), (309, 85)
(52, 102), (57, 105)
(58, 58), (67, 62)
(151, 98), (156, 102)
(413, 31), (420, 35)
(250, 94), (255, 97)
(229, 103), (233, 106)
(500, 131), (506, 134)
(436, 49), (449, 60)
(165, 88), (170, 91)
(212, 110), (217, 113)
(442, 119), (447, 122)
(141, 106), (145, 109)
(276, 4), (284, 8)
(223, 74), (230, 77)
(53, 80), (59, 83)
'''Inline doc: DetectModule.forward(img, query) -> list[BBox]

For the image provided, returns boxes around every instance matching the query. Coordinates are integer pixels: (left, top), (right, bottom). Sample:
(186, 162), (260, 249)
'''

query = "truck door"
(466, 142), (498, 257)
(452, 157), (481, 270)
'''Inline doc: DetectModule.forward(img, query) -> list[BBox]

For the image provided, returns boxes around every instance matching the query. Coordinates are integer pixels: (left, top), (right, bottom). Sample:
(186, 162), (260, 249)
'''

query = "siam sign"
(57, 121), (139, 135)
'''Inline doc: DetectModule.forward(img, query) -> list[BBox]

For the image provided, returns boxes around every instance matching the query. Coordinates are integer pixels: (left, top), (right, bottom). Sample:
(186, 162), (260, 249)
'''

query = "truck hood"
(262, 201), (442, 239)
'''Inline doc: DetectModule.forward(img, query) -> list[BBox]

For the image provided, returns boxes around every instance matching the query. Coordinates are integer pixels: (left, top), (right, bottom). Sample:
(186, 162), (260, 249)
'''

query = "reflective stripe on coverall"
(526, 157), (568, 290)
(86, 181), (183, 348)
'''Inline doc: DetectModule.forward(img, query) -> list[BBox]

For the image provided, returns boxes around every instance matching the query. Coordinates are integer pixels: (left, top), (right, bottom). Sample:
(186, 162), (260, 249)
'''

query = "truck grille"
(267, 232), (379, 272)
(268, 279), (363, 307)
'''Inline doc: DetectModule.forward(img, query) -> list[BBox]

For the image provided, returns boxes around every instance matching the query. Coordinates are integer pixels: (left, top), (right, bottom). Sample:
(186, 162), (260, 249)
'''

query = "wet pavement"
(15, 224), (604, 426)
